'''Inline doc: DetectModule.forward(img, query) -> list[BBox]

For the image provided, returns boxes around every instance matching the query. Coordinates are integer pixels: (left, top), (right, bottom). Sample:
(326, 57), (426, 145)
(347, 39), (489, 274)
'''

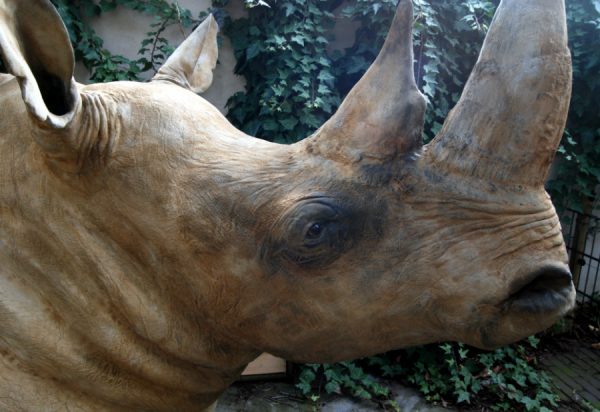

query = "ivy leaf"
(262, 119), (279, 131)
(456, 390), (471, 404)
(82, 2), (100, 17)
(324, 381), (339, 394)
(317, 70), (335, 82)
(246, 43), (261, 60)
(290, 35), (305, 46)
(296, 381), (312, 395)
(279, 118), (298, 130)
(520, 396), (540, 411)
(283, 3), (296, 17)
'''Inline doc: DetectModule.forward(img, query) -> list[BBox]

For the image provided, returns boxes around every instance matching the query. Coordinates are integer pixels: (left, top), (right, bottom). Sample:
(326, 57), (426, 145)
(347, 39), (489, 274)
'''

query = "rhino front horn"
(306, 0), (427, 163)
(425, 0), (572, 187)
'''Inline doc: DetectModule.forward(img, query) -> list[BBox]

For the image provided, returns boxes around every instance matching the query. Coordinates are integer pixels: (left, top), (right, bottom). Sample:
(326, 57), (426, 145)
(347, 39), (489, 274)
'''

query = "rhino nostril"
(517, 268), (572, 294)
(506, 266), (573, 313)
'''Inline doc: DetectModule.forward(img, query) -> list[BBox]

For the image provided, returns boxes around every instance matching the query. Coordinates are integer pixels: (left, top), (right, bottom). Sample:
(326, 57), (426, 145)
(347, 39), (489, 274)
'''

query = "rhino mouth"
(504, 265), (574, 314)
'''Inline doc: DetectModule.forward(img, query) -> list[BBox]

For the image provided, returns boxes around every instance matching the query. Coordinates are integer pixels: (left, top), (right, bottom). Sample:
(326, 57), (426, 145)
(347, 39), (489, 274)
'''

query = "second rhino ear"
(152, 15), (219, 93)
(0, 0), (79, 128)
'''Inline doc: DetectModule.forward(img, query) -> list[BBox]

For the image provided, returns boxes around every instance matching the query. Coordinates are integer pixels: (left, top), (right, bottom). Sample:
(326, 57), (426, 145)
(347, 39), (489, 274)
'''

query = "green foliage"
(220, 0), (498, 143)
(219, 0), (599, 208)
(49, 0), (207, 82)
(547, 0), (600, 213)
(297, 361), (394, 400)
(335, 0), (497, 140)
(404, 338), (558, 411)
(2, 0), (267, 83)
(296, 356), (403, 410)
(296, 337), (559, 411)
(221, 0), (341, 142)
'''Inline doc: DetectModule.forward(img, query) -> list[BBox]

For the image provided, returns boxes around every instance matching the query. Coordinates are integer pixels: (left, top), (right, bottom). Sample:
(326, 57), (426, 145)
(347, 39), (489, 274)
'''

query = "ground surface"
(216, 381), (451, 412)
(540, 337), (600, 411)
(537, 309), (600, 411)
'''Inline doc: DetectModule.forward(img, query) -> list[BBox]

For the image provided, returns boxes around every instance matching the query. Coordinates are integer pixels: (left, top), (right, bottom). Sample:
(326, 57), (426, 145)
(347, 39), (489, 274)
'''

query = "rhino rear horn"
(307, 0), (426, 163)
(0, 0), (79, 129)
(152, 15), (219, 94)
(426, 0), (572, 187)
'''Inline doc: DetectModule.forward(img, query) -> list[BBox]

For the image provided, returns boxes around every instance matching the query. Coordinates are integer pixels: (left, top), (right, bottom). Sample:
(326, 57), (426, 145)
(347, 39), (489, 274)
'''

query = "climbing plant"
(547, 0), (600, 214)
(218, 0), (342, 142)
(218, 0), (599, 210)
(297, 337), (560, 411)
(48, 0), (204, 82)
(332, 0), (497, 140)
(219, 0), (498, 143)
(38, 0), (260, 83)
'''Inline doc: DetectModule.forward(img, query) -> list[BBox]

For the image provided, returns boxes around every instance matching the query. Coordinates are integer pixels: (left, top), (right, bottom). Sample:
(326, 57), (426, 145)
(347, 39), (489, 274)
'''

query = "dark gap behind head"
(34, 68), (73, 116)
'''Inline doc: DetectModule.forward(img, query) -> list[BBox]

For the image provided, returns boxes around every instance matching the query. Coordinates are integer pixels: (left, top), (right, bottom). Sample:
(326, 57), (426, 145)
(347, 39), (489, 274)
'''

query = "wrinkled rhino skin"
(0, 0), (575, 410)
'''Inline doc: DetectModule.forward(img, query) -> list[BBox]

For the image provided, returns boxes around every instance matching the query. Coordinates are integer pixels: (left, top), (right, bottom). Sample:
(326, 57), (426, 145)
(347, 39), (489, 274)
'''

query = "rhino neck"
(0, 80), (262, 409)
(0, 169), (259, 410)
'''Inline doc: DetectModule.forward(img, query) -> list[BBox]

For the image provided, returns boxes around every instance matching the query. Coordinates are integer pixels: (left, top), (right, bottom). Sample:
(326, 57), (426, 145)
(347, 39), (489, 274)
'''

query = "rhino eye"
(270, 200), (354, 269)
(305, 222), (325, 241)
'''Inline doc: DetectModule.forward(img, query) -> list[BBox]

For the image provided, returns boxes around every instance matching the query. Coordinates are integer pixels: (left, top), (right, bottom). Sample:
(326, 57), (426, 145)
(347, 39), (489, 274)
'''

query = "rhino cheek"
(242, 272), (441, 362)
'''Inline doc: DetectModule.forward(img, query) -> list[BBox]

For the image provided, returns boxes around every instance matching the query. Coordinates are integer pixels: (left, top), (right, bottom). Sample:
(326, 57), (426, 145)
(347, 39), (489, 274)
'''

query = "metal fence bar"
(563, 209), (600, 311)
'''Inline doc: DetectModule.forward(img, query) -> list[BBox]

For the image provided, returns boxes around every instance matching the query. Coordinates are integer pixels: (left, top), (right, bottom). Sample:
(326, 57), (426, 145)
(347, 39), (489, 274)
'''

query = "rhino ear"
(152, 15), (219, 94)
(0, 0), (79, 128)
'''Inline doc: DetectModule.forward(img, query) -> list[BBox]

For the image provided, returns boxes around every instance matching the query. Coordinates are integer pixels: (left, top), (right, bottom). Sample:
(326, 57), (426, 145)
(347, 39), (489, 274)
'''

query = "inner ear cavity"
(32, 65), (74, 116)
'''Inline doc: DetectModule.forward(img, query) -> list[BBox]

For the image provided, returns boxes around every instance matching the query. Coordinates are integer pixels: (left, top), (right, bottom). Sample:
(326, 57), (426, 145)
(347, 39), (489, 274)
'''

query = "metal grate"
(562, 209), (600, 313)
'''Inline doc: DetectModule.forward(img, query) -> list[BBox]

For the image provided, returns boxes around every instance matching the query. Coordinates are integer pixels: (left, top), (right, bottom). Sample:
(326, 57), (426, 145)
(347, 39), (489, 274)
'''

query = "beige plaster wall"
(75, 1), (246, 113)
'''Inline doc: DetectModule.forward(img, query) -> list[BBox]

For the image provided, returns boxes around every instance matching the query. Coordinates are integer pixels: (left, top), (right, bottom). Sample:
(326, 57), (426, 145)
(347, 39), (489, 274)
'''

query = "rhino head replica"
(0, 0), (575, 410)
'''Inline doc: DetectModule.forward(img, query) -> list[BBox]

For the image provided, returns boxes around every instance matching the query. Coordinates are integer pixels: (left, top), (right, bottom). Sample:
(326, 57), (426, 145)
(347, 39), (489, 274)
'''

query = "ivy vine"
(218, 0), (497, 143)
(218, 0), (341, 142)
(49, 0), (204, 82)
(297, 337), (560, 411)
(333, 0), (497, 140)
(547, 0), (600, 214)
(216, 0), (599, 212)
(5, 0), (252, 83)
